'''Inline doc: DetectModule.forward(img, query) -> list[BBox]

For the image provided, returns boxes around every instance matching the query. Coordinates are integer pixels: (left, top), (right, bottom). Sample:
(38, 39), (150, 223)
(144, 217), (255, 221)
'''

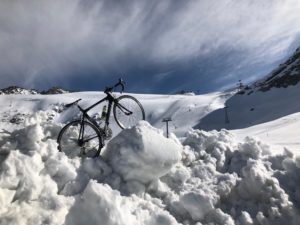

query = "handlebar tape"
(65, 98), (81, 108)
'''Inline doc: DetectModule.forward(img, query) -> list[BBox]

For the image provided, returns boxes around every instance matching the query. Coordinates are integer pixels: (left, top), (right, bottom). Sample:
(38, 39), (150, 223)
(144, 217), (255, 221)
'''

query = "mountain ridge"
(0, 86), (70, 95)
(238, 46), (300, 95)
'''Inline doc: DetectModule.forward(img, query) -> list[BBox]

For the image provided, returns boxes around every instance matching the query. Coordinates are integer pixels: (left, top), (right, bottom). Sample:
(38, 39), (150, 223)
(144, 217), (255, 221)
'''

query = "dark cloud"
(0, 0), (300, 93)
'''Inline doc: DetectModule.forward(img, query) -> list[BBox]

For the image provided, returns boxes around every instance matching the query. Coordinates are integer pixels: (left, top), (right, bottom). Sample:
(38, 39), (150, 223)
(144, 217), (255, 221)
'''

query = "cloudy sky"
(1, 0), (300, 93)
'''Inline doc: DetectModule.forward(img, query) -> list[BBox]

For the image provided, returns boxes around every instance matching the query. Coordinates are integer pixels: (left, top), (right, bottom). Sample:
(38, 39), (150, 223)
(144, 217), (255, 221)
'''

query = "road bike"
(57, 79), (145, 158)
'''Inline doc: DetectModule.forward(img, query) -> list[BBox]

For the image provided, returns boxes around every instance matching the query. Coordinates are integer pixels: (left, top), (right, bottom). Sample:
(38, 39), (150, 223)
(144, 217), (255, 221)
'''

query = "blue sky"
(1, 0), (300, 94)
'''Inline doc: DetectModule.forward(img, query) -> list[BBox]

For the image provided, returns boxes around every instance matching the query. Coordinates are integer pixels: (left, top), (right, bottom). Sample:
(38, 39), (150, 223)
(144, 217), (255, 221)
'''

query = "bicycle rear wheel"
(57, 120), (103, 158)
(113, 95), (145, 129)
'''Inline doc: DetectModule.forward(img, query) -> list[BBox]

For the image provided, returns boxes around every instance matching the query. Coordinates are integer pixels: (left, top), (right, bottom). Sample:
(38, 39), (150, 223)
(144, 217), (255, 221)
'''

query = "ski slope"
(233, 112), (300, 154)
(1, 86), (299, 157)
(1, 89), (300, 225)
(0, 91), (229, 136)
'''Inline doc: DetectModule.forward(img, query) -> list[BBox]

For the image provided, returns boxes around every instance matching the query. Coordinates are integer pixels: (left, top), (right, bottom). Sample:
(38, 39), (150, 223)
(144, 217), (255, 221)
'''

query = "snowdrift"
(1, 113), (300, 225)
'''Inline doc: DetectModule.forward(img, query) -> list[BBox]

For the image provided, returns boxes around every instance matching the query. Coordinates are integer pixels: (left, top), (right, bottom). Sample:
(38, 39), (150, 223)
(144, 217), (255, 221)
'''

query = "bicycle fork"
(78, 119), (86, 155)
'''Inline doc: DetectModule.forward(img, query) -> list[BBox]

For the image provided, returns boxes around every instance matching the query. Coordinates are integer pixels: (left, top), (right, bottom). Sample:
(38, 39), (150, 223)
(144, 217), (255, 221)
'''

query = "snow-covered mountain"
(0, 86), (70, 95)
(242, 46), (300, 94)
(0, 86), (38, 95)
(41, 87), (70, 95)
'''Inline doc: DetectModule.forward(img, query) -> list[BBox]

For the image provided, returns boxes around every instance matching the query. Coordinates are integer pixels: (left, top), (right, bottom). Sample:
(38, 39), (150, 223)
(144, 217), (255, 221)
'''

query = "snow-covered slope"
(249, 46), (300, 93)
(239, 47), (300, 95)
(0, 91), (230, 136)
(197, 82), (300, 130)
(233, 112), (300, 154)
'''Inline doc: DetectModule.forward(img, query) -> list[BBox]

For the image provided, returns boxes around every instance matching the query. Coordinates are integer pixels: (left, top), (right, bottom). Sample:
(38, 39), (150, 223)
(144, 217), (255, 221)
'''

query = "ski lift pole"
(224, 105), (230, 124)
(162, 117), (172, 138)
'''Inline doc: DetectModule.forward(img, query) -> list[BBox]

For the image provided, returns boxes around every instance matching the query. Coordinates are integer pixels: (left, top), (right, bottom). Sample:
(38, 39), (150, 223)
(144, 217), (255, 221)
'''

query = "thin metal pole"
(225, 106), (230, 124)
(166, 121), (169, 138)
(162, 117), (172, 138)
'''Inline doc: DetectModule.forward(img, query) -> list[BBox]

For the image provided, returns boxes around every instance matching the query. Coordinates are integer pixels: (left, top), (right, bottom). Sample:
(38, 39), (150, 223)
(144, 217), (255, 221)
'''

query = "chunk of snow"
(103, 121), (182, 183)
(179, 190), (215, 220)
(65, 181), (136, 225)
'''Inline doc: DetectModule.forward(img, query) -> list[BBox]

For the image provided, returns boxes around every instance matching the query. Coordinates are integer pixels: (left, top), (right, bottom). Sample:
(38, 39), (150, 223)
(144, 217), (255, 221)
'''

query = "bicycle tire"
(57, 120), (103, 158)
(113, 95), (145, 129)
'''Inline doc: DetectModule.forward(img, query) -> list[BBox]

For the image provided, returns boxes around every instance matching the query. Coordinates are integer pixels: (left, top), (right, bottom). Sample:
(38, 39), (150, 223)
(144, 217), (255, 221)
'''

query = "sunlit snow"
(1, 89), (300, 225)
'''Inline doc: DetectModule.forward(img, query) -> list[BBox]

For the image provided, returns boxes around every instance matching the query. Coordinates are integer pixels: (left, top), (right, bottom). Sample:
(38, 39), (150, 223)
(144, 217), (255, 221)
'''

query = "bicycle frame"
(76, 91), (133, 141)
(79, 92), (114, 126)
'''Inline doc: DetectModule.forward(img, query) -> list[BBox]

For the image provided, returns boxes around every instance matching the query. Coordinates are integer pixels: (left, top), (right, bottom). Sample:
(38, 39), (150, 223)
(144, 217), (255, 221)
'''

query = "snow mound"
(104, 121), (182, 184)
(1, 114), (300, 225)
(171, 129), (300, 224)
(65, 180), (180, 225)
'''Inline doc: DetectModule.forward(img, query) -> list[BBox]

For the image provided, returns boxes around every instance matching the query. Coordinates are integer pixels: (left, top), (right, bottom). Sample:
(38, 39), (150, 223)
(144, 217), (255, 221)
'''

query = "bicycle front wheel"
(113, 95), (145, 129)
(57, 120), (103, 158)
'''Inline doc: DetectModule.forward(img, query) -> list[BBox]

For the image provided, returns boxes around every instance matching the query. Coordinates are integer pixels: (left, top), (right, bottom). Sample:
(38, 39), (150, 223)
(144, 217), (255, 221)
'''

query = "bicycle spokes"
(113, 95), (145, 129)
(117, 103), (133, 115)
(58, 121), (102, 158)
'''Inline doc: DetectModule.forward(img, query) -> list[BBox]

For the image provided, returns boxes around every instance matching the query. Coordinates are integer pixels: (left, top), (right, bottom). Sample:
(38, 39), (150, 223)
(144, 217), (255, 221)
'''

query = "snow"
(198, 83), (300, 154)
(1, 87), (300, 224)
(233, 112), (300, 154)
(65, 180), (181, 225)
(103, 121), (182, 184)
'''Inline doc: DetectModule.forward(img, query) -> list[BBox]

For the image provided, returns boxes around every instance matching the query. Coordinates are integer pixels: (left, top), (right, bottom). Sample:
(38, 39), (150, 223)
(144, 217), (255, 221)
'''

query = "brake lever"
(119, 78), (125, 94)
(120, 83), (124, 94)
(65, 99), (82, 108)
